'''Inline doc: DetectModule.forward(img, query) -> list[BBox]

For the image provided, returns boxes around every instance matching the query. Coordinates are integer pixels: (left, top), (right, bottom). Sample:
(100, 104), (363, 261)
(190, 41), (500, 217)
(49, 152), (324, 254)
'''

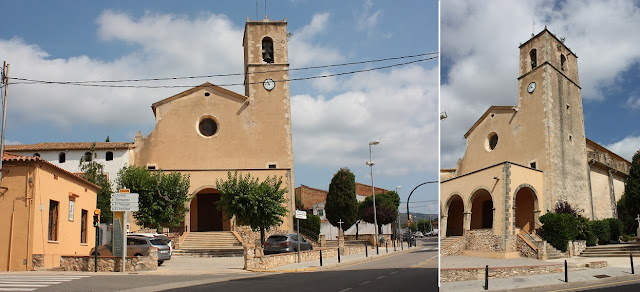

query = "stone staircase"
(173, 231), (244, 257)
(520, 232), (565, 259)
(440, 236), (463, 248)
(580, 243), (640, 257)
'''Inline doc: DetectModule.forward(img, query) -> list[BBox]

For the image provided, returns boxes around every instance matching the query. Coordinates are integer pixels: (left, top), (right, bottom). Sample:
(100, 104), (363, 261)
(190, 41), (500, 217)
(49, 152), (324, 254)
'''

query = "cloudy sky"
(0, 1), (439, 213)
(441, 0), (640, 167)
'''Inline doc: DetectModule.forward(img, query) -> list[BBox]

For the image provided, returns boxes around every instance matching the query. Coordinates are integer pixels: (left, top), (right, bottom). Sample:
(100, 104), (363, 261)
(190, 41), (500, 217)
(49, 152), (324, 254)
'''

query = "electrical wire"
(10, 56), (437, 88)
(10, 52), (436, 84)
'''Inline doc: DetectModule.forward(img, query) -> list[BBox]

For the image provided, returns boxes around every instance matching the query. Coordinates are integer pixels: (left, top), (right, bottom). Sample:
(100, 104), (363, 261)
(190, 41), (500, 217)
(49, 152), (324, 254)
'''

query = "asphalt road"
(8, 237), (437, 292)
(166, 237), (438, 292)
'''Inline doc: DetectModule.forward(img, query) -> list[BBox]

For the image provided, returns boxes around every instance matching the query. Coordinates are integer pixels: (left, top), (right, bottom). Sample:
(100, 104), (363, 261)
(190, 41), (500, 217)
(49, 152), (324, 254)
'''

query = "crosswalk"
(0, 275), (89, 291)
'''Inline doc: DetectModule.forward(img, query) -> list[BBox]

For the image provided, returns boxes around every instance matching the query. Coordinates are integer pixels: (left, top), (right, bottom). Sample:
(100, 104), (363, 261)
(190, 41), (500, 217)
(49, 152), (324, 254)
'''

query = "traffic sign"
(295, 210), (307, 220)
(111, 193), (139, 211)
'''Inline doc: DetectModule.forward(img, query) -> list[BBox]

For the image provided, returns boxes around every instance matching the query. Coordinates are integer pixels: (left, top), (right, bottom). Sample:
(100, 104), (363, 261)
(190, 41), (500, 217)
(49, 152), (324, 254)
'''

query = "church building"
(440, 28), (631, 259)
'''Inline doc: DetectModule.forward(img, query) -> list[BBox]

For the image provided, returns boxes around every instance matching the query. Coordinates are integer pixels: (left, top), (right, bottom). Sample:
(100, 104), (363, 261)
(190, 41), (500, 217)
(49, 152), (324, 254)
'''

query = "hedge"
(539, 213), (578, 252)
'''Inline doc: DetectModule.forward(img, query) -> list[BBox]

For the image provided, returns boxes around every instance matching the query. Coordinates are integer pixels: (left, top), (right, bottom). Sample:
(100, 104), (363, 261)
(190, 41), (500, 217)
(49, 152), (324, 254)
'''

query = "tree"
(294, 213), (321, 241)
(216, 172), (288, 245)
(618, 150), (640, 235)
(80, 160), (113, 223)
(325, 168), (358, 232)
(358, 191), (400, 234)
(116, 166), (191, 232)
(417, 219), (432, 233)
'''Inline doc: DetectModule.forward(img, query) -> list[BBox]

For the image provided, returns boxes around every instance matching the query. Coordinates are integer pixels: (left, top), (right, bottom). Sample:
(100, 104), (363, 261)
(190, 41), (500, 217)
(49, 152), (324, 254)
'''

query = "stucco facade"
(0, 153), (99, 271)
(441, 29), (630, 258)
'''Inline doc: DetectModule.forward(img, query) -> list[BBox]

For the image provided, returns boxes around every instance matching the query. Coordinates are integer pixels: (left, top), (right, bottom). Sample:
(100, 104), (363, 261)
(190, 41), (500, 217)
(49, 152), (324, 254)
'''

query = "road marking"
(376, 276), (386, 280)
(390, 271), (398, 275)
(338, 288), (352, 292)
(548, 277), (640, 292)
(0, 275), (88, 291)
(359, 281), (371, 286)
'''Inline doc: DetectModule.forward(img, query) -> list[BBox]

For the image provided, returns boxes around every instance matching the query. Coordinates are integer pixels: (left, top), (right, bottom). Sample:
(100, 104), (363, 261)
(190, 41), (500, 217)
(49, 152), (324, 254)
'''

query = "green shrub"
(294, 213), (321, 241)
(585, 231), (598, 246)
(590, 220), (611, 245)
(621, 234), (633, 242)
(539, 213), (578, 252)
(606, 218), (623, 242)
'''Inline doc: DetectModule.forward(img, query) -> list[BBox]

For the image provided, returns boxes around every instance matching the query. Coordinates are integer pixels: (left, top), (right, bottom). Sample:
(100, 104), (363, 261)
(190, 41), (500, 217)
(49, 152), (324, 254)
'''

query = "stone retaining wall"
(244, 245), (366, 271)
(441, 237), (466, 256)
(60, 248), (158, 272)
(465, 230), (510, 252)
(568, 240), (587, 256)
(441, 264), (563, 282)
(516, 235), (538, 259)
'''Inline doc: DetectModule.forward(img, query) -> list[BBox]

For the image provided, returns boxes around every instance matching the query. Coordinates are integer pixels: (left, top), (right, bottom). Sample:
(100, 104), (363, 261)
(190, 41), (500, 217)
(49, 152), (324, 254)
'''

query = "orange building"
(0, 153), (100, 271)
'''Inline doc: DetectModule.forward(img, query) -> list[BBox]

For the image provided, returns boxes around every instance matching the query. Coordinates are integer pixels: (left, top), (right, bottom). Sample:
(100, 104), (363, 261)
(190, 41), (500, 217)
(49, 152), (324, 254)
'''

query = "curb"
(248, 245), (422, 273)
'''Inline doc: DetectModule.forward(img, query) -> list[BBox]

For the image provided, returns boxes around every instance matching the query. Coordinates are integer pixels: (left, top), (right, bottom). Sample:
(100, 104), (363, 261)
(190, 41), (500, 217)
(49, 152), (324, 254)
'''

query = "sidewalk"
(441, 256), (640, 291)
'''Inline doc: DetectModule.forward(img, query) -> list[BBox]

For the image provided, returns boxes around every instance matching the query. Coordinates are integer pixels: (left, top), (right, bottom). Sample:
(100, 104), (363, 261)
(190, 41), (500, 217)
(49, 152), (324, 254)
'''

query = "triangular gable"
(151, 82), (248, 117)
(464, 106), (516, 138)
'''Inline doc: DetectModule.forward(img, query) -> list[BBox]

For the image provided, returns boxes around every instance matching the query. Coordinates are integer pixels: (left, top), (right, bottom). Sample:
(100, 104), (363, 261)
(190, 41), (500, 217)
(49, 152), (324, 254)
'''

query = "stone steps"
(440, 236), (462, 248)
(579, 243), (640, 257)
(174, 231), (243, 257)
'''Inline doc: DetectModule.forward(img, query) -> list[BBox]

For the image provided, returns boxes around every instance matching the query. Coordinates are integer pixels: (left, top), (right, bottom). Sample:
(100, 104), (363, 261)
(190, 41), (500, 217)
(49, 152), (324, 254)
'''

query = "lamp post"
(395, 186), (401, 241)
(407, 181), (438, 233)
(366, 140), (380, 254)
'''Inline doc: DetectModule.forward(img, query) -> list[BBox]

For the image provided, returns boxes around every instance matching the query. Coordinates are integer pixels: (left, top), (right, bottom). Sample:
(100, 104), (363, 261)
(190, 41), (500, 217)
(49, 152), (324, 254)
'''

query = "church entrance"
(446, 194), (464, 237)
(515, 187), (537, 234)
(190, 189), (226, 232)
(470, 189), (493, 230)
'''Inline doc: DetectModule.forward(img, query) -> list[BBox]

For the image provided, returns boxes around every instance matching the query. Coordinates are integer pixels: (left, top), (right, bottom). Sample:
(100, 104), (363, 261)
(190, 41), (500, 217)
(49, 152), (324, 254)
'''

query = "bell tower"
(516, 28), (590, 216)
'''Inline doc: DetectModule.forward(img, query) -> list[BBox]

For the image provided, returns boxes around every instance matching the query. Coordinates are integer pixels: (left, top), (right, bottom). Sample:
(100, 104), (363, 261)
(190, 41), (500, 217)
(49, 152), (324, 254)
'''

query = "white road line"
(0, 282), (62, 284)
(390, 271), (398, 275)
(0, 275), (89, 291)
(338, 288), (352, 292)
(0, 288), (37, 291)
(0, 284), (48, 287)
(359, 281), (371, 286)
(376, 276), (385, 280)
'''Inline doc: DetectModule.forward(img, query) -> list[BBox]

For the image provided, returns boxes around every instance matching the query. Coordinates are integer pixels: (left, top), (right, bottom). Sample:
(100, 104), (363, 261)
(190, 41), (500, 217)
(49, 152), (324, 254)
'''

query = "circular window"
(198, 117), (218, 137)
(486, 132), (498, 151)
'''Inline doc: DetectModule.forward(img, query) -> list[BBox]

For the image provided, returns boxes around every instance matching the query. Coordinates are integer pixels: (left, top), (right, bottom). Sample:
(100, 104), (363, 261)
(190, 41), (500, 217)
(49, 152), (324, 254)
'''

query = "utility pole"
(0, 62), (9, 183)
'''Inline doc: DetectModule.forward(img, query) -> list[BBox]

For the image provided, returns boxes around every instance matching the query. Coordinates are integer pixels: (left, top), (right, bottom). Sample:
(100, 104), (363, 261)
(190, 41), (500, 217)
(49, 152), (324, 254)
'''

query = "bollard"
(320, 249), (323, 266)
(631, 253), (635, 274)
(386, 242), (388, 253)
(365, 243), (368, 257)
(564, 260), (568, 282)
(484, 265), (488, 290)
(338, 248), (341, 263)
(393, 239), (396, 251)
(401, 239), (404, 250)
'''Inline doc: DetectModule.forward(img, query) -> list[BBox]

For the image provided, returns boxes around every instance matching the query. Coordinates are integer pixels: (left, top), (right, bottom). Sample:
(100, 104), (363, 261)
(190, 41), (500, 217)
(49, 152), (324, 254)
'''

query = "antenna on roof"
(265, 0), (267, 20)
(532, 18), (536, 37)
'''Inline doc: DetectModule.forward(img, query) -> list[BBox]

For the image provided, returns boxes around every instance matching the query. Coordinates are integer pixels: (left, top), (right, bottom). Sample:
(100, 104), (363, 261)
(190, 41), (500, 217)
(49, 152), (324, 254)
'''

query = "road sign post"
(111, 190), (139, 273)
(295, 210), (307, 263)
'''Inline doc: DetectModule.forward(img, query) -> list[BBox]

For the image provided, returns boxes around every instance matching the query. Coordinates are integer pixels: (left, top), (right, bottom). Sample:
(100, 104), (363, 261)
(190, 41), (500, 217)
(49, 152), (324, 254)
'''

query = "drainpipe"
(587, 159), (596, 220)
(608, 168), (618, 218)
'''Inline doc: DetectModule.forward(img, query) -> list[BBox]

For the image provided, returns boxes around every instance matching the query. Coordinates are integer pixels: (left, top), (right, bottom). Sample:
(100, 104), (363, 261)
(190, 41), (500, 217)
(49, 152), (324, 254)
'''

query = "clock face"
(527, 82), (536, 93)
(263, 78), (275, 91)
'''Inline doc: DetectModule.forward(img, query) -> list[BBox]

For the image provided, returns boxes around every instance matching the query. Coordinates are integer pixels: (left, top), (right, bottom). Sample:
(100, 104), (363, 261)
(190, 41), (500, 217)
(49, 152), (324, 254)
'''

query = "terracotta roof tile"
(2, 152), (101, 190)
(4, 142), (133, 151)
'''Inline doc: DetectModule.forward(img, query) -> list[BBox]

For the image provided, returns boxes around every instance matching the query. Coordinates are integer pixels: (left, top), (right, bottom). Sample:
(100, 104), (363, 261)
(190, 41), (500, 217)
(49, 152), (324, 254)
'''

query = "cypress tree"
(325, 168), (358, 231)
(618, 150), (640, 235)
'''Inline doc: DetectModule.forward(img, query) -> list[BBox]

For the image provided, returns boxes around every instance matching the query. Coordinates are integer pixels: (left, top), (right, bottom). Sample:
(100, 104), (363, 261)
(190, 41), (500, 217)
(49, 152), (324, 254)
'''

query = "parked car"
(128, 233), (173, 255)
(90, 235), (171, 265)
(402, 232), (415, 242)
(264, 233), (313, 255)
(414, 231), (424, 238)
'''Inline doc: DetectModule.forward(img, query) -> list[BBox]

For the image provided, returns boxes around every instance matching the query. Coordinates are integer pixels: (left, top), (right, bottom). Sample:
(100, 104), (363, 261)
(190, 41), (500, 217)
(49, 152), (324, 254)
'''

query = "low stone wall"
(234, 226), (289, 247)
(516, 234), (538, 259)
(344, 234), (391, 246)
(244, 245), (366, 271)
(568, 240), (587, 256)
(441, 264), (563, 282)
(465, 230), (509, 252)
(60, 248), (158, 272)
(31, 254), (45, 270)
(441, 237), (466, 256)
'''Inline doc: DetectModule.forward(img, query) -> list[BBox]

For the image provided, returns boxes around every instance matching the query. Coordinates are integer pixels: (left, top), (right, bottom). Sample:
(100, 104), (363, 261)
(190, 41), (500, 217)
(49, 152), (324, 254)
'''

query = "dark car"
(264, 233), (313, 255)
(90, 235), (171, 265)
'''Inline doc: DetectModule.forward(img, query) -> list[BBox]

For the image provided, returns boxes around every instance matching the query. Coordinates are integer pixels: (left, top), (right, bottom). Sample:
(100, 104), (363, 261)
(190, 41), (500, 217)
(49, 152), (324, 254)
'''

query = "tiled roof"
(2, 152), (101, 190)
(4, 142), (133, 151)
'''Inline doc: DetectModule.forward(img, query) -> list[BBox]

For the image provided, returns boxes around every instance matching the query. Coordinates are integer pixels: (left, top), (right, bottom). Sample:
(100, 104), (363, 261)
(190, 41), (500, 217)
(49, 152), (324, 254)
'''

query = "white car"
(414, 231), (424, 238)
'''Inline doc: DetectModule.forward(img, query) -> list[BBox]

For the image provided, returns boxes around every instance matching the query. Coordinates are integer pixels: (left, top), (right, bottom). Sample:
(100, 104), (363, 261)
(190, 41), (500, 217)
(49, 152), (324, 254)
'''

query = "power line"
(10, 52), (437, 85)
(10, 56), (437, 88)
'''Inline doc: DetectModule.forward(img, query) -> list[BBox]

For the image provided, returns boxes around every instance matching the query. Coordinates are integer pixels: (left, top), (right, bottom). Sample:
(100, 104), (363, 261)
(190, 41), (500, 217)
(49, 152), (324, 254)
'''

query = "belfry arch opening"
(262, 37), (274, 63)
(189, 188), (230, 232)
(446, 194), (464, 237)
(515, 187), (537, 234)
(470, 189), (493, 230)
(530, 49), (537, 69)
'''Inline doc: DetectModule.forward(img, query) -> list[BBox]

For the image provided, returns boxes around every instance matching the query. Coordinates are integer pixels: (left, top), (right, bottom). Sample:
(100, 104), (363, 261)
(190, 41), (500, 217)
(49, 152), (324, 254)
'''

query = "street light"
(366, 140), (380, 254)
(395, 186), (402, 241)
(407, 181), (438, 243)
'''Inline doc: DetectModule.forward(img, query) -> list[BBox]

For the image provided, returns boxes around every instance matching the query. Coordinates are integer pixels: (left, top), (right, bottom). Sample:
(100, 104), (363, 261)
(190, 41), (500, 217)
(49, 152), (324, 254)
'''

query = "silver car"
(264, 233), (313, 255)
(90, 235), (171, 265)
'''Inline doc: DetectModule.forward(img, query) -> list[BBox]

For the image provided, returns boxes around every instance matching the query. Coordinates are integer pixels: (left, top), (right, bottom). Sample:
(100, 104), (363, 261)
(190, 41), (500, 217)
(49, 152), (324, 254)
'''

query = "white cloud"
(292, 64), (438, 176)
(289, 13), (344, 67)
(604, 136), (640, 161)
(626, 96), (640, 109)
(441, 0), (640, 167)
(355, 0), (383, 34)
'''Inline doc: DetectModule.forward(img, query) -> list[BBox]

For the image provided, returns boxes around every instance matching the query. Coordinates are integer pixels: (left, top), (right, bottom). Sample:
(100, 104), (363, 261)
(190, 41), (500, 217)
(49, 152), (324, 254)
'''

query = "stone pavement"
(440, 255), (640, 291)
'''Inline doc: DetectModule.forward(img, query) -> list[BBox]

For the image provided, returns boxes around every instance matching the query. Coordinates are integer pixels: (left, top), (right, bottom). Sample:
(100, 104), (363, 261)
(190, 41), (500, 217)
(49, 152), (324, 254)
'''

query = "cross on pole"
(636, 214), (640, 226)
(337, 219), (344, 232)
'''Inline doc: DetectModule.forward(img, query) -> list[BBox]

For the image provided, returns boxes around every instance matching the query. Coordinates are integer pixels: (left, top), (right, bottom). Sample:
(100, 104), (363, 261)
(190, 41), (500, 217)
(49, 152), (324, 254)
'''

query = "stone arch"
(189, 186), (230, 232)
(512, 184), (540, 234)
(468, 187), (494, 230)
(530, 49), (537, 69)
(262, 37), (274, 63)
(444, 193), (464, 237)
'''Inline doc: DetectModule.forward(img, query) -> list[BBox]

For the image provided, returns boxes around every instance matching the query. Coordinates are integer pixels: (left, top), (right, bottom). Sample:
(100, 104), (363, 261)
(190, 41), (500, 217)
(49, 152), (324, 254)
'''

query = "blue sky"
(0, 1), (439, 214)
(441, 0), (640, 168)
